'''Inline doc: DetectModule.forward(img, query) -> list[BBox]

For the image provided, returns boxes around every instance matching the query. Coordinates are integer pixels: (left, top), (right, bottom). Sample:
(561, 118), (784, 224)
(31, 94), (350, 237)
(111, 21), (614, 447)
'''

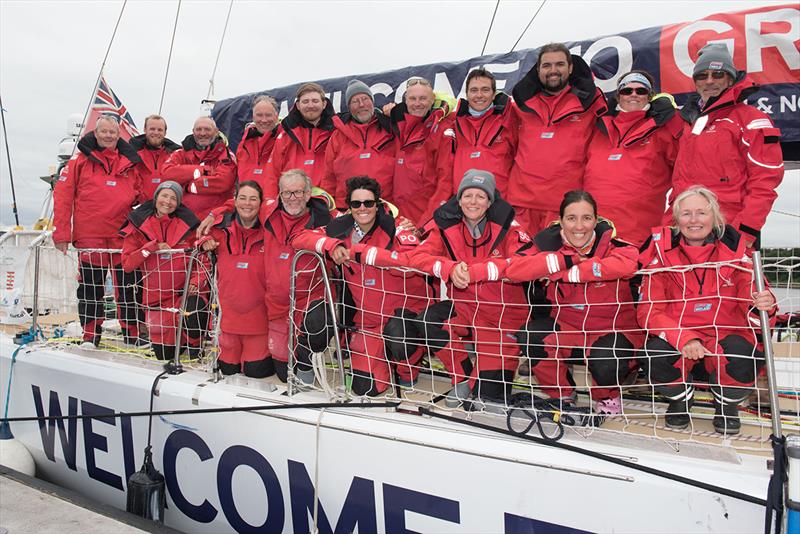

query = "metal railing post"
(27, 231), (51, 339)
(169, 249), (200, 374)
(752, 251), (782, 440)
(289, 250), (347, 398)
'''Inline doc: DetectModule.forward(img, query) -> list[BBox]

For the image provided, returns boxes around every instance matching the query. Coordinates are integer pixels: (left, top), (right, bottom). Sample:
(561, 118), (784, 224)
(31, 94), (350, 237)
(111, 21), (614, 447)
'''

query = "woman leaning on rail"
(120, 182), (210, 361)
(198, 180), (273, 379)
(360, 169), (573, 410)
(502, 190), (641, 415)
(637, 185), (777, 435)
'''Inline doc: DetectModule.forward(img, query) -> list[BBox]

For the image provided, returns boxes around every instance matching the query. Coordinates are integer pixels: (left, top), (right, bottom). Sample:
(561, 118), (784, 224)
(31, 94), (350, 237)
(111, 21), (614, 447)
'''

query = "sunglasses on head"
(693, 71), (727, 81)
(406, 77), (432, 88)
(618, 87), (649, 96)
(349, 199), (378, 209)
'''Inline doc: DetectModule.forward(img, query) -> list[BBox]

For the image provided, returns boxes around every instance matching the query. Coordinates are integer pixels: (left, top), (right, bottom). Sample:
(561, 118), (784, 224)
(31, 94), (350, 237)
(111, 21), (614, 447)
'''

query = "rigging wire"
(480, 0), (501, 56)
(0, 92), (20, 227)
(76, 0), (129, 142)
(158, 0), (182, 115)
(206, 0), (234, 102)
(47, 0), (128, 223)
(509, 0), (548, 53)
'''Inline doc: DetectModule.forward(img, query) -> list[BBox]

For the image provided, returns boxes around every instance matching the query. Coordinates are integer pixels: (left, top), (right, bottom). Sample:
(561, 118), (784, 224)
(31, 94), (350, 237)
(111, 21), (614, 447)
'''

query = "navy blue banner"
(213, 5), (799, 152)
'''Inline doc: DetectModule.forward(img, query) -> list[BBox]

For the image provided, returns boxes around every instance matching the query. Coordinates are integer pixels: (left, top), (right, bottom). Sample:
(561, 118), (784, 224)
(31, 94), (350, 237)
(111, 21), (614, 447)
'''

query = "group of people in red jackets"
(52, 41), (783, 434)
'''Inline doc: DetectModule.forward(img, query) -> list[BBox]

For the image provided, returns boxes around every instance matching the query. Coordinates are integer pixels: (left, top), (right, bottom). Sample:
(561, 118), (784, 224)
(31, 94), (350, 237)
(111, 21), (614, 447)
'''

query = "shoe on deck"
(444, 380), (471, 408)
(595, 396), (622, 415)
(665, 397), (694, 430)
(713, 400), (741, 435)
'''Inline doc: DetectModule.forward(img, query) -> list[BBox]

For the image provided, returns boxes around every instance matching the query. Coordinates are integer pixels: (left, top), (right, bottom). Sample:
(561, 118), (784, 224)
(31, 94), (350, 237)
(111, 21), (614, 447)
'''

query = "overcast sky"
(0, 0), (796, 245)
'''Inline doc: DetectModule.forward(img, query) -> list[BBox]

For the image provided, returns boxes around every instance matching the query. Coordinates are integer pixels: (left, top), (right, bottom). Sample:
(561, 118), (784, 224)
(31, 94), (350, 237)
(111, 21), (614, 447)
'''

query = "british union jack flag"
(86, 76), (139, 140)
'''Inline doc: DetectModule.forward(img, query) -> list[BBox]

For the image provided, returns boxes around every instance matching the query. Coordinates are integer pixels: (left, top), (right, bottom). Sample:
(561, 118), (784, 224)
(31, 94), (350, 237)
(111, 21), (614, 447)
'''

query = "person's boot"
(444, 380), (471, 408)
(713, 399), (741, 435)
(665, 396), (694, 430)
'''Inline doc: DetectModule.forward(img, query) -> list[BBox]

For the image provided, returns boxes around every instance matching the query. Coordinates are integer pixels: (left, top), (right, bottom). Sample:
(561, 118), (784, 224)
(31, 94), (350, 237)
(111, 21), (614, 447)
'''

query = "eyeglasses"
(406, 77), (432, 88)
(618, 87), (650, 96)
(692, 71), (727, 81)
(348, 199), (378, 209)
(280, 189), (307, 200)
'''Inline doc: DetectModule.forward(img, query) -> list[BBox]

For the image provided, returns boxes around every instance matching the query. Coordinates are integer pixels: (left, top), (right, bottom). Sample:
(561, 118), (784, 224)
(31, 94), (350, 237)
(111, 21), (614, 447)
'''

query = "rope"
(509, 0), (548, 53)
(311, 408), (325, 534)
(158, 0), (182, 115)
(419, 407), (768, 507)
(0, 92), (20, 227)
(206, 0), (234, 101)
(480, 0), (501, 56)
(2, 400), (400, 424)
(771, 209), (800, 219)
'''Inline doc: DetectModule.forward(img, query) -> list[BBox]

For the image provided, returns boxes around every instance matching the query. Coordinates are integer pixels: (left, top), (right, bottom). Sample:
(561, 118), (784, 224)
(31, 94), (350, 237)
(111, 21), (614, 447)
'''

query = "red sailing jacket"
(423, 93), (517, 221)
(408, 198), (545, 327)
(293, 206), (430, 329)
(390, 103), (447, 225)
(53, 132), (143, 249)
(260, 196), (333, 320)
(119, 202), (204, 306)
(268, 100), (336, 198)
(670, 75), (784, 243)
(162, 135), (237, 219)
(236, 123), (280, 192)
(203, 213), (268, 335)
(128, 134), (181, 200)
(321, 111), (396, 208)
(583, 96), (683, 246)
(637, 225), (775, 350)
(505, 221), (639, 333)
(509, 56), (607, 211)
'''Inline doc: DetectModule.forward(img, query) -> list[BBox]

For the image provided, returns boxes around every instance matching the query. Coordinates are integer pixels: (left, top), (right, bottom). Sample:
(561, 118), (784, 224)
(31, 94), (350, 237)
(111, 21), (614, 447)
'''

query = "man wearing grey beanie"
(320, 79), (397, 208)
(669, 42), (784, 250)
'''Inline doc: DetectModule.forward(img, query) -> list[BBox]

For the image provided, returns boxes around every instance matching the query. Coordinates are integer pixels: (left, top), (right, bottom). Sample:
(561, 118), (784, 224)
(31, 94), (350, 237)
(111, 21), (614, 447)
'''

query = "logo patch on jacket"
(592, 262), (602, 278)
(540, 132), (554, 139)
(236, 262), (249, 269)
(359, 153), (371, 159)
(694, 303), (712, 312)
(106, 180), (116, 186)
(469, 151), (481, 158)
(279, 252), (290, 260)
(364, 279), (376, 286)
(151, 178), (161, 183)
(608, 154), (622, 161)
(304, 159), (315, 165)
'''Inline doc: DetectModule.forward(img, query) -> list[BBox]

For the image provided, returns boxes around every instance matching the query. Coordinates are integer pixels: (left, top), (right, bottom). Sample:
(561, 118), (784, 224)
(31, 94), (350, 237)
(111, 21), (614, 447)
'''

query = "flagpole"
(0, 92), (21, 228)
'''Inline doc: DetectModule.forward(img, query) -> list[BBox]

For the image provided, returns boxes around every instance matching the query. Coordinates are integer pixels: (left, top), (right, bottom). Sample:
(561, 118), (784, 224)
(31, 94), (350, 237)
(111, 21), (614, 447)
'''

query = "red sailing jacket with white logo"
(236, 123), (280, 192)
(162, 135), (237, 219)
(423, 93), (517, 221)
(670, 75), (784, 243)
(293, 206), (430, 329)
(260, 196), (333, 320)
(128, 134), (181, 200)
(321, 111), (396, 208)
(637, 225), (775, 350)
(506, 221), (639, 332)
(119, 202), (204, 306)
(268, 100), (335, 198)
(509, 55), (607, 211)
(583, 96), (683, 246)
(54, 132), (144, 249)
(408, 198), (540, 326)
(390, 103), (447, 225)
(203, 213), (268, 335)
